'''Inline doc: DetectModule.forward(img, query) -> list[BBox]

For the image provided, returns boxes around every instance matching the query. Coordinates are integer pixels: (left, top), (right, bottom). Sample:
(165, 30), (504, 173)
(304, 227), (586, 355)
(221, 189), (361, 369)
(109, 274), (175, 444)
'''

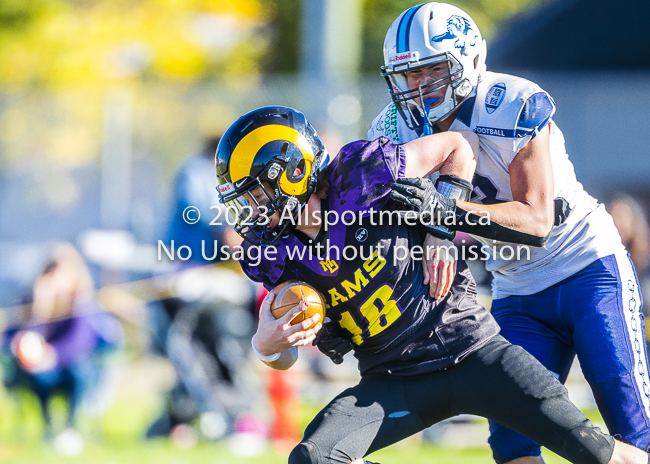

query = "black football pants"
(288, 335), (615, 464)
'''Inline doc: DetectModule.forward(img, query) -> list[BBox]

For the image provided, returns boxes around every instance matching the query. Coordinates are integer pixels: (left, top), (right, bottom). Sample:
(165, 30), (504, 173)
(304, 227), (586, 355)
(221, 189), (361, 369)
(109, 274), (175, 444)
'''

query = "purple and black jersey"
(242, 137), (499, 376)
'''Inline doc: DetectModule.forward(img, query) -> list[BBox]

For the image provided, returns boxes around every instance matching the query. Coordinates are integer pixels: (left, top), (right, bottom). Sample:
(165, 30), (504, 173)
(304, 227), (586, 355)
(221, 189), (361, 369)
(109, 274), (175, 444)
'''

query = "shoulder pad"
(471, 72), (555, 139)
(329, 138), (401, 214)
(516, 92), (555, 138)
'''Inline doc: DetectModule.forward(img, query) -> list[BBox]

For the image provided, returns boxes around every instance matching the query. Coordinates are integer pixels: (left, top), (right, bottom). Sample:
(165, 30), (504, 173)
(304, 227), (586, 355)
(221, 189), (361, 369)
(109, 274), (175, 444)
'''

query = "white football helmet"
(381, 2), (487, 131)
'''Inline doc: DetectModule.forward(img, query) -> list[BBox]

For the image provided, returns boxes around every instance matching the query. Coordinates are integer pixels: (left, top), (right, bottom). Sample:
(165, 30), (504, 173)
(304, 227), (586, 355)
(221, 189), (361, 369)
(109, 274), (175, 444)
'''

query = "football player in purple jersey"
(213, 105), (648, 464)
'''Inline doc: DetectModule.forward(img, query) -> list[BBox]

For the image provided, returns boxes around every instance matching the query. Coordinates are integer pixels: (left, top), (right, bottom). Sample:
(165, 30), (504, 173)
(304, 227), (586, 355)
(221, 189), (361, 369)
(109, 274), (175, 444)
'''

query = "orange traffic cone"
(268, 361), (300, 449)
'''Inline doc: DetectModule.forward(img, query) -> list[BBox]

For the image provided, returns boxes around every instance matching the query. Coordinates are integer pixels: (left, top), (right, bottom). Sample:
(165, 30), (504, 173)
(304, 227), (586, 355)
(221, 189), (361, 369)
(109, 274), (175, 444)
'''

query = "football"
(271, 281), (325, 330)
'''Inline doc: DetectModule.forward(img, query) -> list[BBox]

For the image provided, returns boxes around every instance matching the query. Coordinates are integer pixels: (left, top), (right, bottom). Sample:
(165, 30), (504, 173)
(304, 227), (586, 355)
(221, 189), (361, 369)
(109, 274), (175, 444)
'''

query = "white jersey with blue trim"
(368, 71), (624, 299)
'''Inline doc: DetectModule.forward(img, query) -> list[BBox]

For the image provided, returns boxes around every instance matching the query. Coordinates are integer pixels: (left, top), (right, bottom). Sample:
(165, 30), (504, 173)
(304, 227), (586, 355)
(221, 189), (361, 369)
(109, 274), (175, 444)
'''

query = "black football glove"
(312, 322), (353, 365)
(390, 177), (457, 228)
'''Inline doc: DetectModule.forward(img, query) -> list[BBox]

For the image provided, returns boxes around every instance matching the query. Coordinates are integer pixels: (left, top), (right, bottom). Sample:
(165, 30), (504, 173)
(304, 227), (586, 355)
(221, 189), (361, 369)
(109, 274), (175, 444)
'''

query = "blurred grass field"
(0, 354), (602, 464)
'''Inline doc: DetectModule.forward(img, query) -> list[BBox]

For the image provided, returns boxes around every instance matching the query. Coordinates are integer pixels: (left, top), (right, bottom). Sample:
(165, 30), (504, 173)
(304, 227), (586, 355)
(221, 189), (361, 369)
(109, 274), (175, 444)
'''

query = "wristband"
(251, 334), (281, 362)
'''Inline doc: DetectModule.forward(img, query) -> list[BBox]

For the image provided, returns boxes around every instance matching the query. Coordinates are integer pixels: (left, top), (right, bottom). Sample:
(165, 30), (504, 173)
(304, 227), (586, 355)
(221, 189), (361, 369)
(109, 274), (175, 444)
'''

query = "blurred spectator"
(146, 137), (262, 449)
(166, 136), (241, 263)
(607, 193), (650, 272)
(146, 266), (261, 445)
(607, 193), (650, 330)
(1, 242), (124, 456)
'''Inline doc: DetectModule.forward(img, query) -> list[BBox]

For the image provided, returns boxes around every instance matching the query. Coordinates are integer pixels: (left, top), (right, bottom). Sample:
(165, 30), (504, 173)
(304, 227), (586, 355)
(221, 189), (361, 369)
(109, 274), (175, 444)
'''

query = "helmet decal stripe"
(397, 4), (425, 53)
(230, 124), (315, 184)
(404, 4), (425, 52)
(396, 10), (409, 53)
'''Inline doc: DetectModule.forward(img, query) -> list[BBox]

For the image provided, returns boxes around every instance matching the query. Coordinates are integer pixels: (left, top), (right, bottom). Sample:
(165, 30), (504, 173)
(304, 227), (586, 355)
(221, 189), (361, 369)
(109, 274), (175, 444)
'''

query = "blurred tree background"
(0, 0), (545, 84)
(0, 0), (272, 86)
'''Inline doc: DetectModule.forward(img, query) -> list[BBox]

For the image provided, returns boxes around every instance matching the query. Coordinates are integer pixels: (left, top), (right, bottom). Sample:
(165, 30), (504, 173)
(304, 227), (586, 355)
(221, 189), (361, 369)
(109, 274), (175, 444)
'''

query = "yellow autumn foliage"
(0, 0), (272, 87)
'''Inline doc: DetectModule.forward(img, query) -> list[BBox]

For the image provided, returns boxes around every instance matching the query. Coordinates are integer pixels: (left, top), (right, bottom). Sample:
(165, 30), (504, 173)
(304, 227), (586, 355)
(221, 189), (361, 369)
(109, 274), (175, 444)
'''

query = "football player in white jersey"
(368, 3), (650, 463)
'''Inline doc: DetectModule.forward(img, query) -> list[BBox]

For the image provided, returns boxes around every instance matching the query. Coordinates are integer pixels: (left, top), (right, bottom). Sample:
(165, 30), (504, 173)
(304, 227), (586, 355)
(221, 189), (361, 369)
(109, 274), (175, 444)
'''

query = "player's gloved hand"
(390, 178), (457, 228)
(312, 321), (353, 365)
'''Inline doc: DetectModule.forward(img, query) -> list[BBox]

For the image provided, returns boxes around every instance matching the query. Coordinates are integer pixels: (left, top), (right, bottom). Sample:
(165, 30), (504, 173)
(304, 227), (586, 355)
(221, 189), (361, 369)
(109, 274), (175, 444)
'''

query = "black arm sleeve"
(452, 206), (551, 247)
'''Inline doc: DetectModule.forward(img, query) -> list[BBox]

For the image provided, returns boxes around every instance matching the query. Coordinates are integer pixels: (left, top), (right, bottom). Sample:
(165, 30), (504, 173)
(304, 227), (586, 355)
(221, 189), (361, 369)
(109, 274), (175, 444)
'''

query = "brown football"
(270, 281), (325, 330)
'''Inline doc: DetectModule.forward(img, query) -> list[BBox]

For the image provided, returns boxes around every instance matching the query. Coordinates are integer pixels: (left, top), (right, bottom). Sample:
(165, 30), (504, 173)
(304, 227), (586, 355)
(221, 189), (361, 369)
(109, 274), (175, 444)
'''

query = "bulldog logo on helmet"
(431, 15), (479, 56)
